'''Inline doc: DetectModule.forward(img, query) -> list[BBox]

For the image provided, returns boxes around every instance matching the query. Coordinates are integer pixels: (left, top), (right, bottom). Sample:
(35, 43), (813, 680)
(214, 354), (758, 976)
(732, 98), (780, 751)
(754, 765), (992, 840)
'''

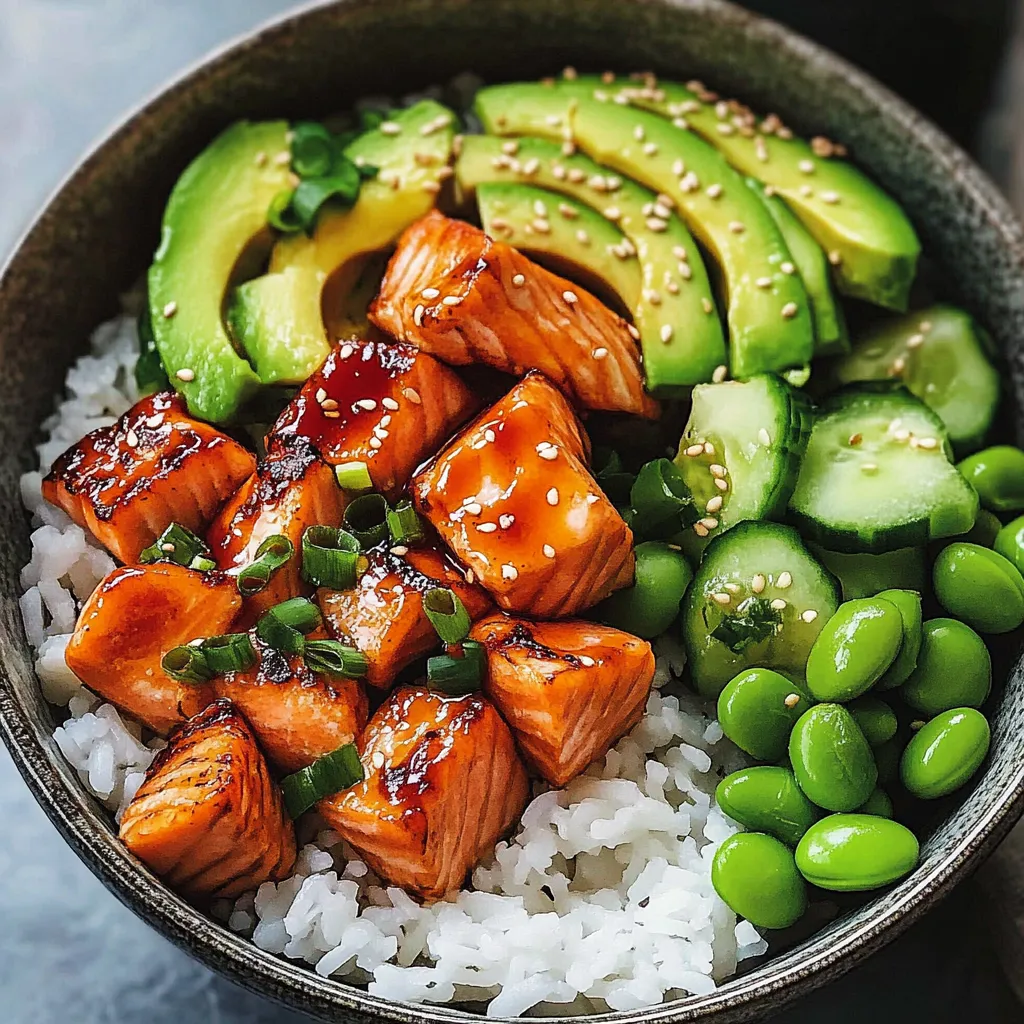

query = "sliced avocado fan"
(456, 134), (725, 393)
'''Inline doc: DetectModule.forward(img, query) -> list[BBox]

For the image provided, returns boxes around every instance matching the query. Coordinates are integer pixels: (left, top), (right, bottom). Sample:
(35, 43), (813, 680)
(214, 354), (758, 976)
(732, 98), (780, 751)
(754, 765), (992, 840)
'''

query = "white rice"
(19, 315), (764, 1014)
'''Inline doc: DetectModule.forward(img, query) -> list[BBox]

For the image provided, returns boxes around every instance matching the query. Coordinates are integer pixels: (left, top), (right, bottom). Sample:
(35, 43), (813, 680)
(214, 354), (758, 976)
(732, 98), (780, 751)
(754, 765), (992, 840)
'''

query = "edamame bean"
(857, 788), (894, 818)
(711, 833), (808, 929)
(900, 708), (991, 799)
(789, 704), (878, 811)
(717, 668), (814, 761)
(593, 541), (693, 638)
(805, 598), (904, 701)
(874, 589), (922, 690)
(795, 814), (919, 891)
(848, 696), (898, 747)
(716, 767), (821, 846)
(963, 509), (1003, 548)
(900, 618), (991, 716)
(933, 543), (1024, 634)
(958, 445), (1024, 513)
(995, 515), (1024, 576)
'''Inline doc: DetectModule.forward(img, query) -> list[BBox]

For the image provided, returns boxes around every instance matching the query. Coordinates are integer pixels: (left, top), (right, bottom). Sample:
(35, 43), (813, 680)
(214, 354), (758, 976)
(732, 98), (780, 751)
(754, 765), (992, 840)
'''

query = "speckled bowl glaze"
(1, 0), (1023, 1020)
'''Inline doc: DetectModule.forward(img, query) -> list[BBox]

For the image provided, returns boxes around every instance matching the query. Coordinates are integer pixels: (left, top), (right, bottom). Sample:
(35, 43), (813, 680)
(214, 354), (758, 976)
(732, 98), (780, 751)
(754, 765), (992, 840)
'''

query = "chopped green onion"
(267, 188), (302, 233)
(302, 526), (361, 589)
(135, 309), (169, 396)
(161, 644), (214, 684)
(344, 493), (391, 549)
(334, 461), (373, 493)
(423, 588), (471, 645)
(427, 640), (486, 695)
(256, 597), (322, 654)
(139, 523), (210, 568)
(200, 633), (257, 675)
(237, 561), (273, 597)
(290, 122), (336, 178)
(304, 639), (369, 678)
(711, 597), (782, 653)
(190, 555), (216, 572)
(256, 534), (294, 567)
(291, 160), (362, 234)
(592, 447), (635, 505)
(387, 500), (425, 545)
(236, 534), (294, 595)
(281, 742), (365, 818)
(630, 458), (699, 538)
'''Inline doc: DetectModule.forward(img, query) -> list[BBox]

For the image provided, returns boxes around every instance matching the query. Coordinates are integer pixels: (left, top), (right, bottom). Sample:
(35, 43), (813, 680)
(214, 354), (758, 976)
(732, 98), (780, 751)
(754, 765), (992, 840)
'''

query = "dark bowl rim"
(2, 0), (1024, 1022)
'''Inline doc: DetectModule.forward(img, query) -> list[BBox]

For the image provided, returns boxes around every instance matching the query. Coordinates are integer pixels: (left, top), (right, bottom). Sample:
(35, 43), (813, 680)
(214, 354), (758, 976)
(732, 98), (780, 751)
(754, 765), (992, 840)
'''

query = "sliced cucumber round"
(674, 375), (812, 548)
(789, 383), (979, 553)
(682, 521), (840, 698)
(828, 305), (1000, 450)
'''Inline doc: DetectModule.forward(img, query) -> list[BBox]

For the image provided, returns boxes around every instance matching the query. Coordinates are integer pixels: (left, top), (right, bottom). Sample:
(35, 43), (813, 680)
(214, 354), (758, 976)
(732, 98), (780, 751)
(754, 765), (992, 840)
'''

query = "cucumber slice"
(674, 375), (812, 548)
(828, 304), (1000, 450)
(682, 521), (840, 698)
(789, 384), (979, 553)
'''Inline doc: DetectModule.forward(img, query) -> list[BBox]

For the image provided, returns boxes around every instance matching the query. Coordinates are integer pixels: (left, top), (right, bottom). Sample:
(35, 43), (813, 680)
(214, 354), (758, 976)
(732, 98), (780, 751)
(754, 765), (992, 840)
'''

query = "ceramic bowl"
(1, 1), (1022, 1021)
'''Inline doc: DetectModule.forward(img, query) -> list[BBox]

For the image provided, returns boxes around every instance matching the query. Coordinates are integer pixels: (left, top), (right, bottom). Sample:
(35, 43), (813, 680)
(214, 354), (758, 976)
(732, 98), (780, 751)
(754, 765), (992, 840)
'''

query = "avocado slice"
(475, 82), (815, 379)
(457, 134), (724, 393)
(746, 177), (848, 356)
(231, 100), (455, 383)
(148, 120), (293, 422)
(586, 73), (920, 311)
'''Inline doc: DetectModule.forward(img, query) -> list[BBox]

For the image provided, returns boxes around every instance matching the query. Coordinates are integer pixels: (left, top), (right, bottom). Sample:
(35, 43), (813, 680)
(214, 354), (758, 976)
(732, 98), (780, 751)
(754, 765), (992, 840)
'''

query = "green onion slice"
(302, 526), (361, 589)
(344, 493), (390, 549)
(630, 458), (699, 537)
(427, 640), (486, 695)
(292, 160), (362, 234)
(290, 122), (336, 178)
(135, 309), (169, 396)
(139, 523), (211, 569)
(200, 632), (257, 675)
(334, 461), (373, 493)
(236, 534), (294, 595)
(423, 588), (471, 645)
(267, 188), (302, 234)
(303, 639), (369, 679)
(387, 500), (425, 546)
(161, 644), (214, 684)
(281, 742), (365, 819)
(190, 555), (216, 572)
(255, 597), (322, 654)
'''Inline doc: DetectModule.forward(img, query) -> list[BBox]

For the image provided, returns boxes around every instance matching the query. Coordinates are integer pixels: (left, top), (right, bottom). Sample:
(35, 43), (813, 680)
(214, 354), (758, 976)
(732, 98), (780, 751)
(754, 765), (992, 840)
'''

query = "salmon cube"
(269, 340), (480, 498)
(42, 391), (255, 564)
(318, 545), (492, 689)
(369, 211), (658, 419)
(206, 436), (346, 622)
(412, 373), (635, 617)
(65, 562), (240, 735)
(319, 686), (528, 899)
(471, 614), (655, 786)
(119, 699), (296, 900)
(214, 636), (369, 772)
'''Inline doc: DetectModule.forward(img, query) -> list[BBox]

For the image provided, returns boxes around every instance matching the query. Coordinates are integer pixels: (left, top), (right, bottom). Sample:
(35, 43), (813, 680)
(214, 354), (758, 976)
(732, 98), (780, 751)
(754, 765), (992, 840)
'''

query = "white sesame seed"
(145, 414), (163, 428)
(537, 445), (558, 460)
(369, 436), (382, 449)
(712, 592), (732, 606)
(801, 609), (819, 623)
(273, 150), (291, 166)
(162, 301), (177, 318)
(770, 598), (787, 611)
(821, 190), (840, 204)
(390, 545), (409, 557)
(421, 287), (440, 300)
(465, 569), (475, 584)
(125, 428), (139, 447)
(499, 514), (515, 529)
(579, 655), (596, 667)
(756, 276), (773, 289)
(712, 364), (728, 383)
(502, 564), (518, 580)
(706, 495), (724, 513)
(751, 573), (767, 593)
(919, 320), (933, 333)
(701, 517), (719, 530)
(576, 229), (591, 246)
(653, 202), (672, 220)
(382, 397), (400, 411)
(861, 462), (879, 474)
(646, 289), (662, 306)
(710, 464), (727, 478)
(706, 183), (723, 199)
(464, 501), (482, 515)
(646, 217), (668, 232)
(758, 428), (772, 446)
(784, 693), (802, 708)
(355, 399), (377, 411)
(485, 428), (496, 442)
(849, 433), (863, 446)
(512, 273), (526, 287)
(704, 440), (715, 453)
(643, 141), (659, 156)
(667, 281), (680, 295)
(684, 443), (705, 457)
(533, 198), (548, 218)
(627, 323), (641, 340)
(442, 294), (462, 306)
(175, 367), (194, 382)
(543, 544), (556, 558)
(315, 387), (328, 403)
(715, 477), (729, 491)
(546, 488), (559, 506)
(800, 184), (813, 197)
(501, 140), (519, 155)
(476, 522), (498, 533)
(780, 261), (796, 275)
(660, 324), (674, 344)
(372, 750), (386, 769)
(828, 250), (843, 266)
(917, 437), (939, 450)
(781, 302), (799, 319)
(340, 343), (355, 359)
(693, 523), (710, 538)
(717, 123), (735, 136)
(379, 120), (401, 135)
(552, 163), (567, 180)
(777, 571), (793, 589)
(402, 387), (421, 404)
(907, 333), (925, 348)
(413, 303), (425, 327)
(892, 355), (907, 375)
(798, 159), (815, 174)
(563, 290), (578, 304)
(593, 347), (609, 359)
(728, 220), (745, 234)
(702, 297), (714, 314)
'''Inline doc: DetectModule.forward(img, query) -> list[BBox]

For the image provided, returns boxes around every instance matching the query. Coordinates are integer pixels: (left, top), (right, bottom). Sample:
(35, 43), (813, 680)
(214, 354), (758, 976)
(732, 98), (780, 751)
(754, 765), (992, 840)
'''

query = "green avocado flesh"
(148, 120), (292, 422)
(475, 81), (816, 379)
(575, 74), (921, 311)
(456, 133), (724, 394)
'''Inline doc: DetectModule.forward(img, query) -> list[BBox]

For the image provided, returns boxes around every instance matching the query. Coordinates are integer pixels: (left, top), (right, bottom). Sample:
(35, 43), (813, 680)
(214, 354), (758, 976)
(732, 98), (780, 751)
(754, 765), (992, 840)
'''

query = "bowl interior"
(1, 1), (1023, 1022)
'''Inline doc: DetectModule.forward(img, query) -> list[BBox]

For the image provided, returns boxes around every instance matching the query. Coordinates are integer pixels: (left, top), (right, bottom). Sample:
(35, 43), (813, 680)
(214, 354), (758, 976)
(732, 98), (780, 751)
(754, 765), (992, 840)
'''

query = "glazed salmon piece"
(319, 686), (528, 899)
(268, 340), (480, 498)
(412, 373), (635, 617)
(214, 636), (369, 772)
(471, 614), (655, 786)
(369, 211), (659, 419)
(318, 544), (492, 689)
(206, 436), (346, 622)
(42, 391), (255, 564)
(64, 563), (240, 735)
(119, 699), (296, 900)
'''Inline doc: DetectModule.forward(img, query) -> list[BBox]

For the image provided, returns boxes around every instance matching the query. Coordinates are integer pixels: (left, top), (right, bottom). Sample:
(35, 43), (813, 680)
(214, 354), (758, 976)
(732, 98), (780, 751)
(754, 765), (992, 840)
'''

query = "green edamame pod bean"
(716, 767), (821, 846)
(901, 618), (991, 716)
(592, 541), (693, 638)
(795, 814), (919, 891)
(717, 668), (814, 762)
(958, 445), (1024, 513)
(805, 598), (904, 701)
(995, 515), (1024, 576)
(874, 589), (922, 690)
(857, 788), (894, 818)
(711, 832), (808, 929)
(900, 708), (991, 799)
(810, 545), (927, 602)
(933, 543), (1024, 634)
(789, 704), (878, 811)
(963, 509), (1003, 548)
(848, 696), (898, 747)
(874, 737), (902, 786)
